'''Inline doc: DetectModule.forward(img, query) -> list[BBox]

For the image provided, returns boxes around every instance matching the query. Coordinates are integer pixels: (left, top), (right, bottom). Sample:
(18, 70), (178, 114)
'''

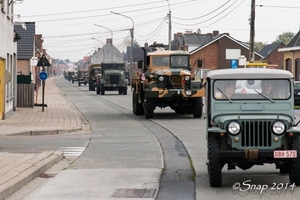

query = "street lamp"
(91, 37), (104, 46)
(94, 24), (114, 61)
(166, 0), (171, 50)
(110, 11), (134, 67)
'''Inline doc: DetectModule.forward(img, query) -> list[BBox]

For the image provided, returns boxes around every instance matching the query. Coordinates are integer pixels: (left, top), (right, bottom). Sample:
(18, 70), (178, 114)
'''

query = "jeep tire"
(207, 136), (223, 187)
(96, 82), (101, 95)
(100, 84), (105, 95)
(289, 136), (300, 185)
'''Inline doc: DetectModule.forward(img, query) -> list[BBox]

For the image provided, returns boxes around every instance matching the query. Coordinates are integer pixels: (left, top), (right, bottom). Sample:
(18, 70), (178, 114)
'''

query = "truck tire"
(100, 84), (105, 95)
(123, 86), (128, 95)
(89, 80), (92, 91)
(193, 97), (203, 118)
(207, 136), (223, 187)
(78, 82), (81, 86)
(289, 136), (300, 185)
(91, 82), (95, 91)
(132, 89), (143, 115)
(144, 98), (154, 119)
(96, 83), (100, 95)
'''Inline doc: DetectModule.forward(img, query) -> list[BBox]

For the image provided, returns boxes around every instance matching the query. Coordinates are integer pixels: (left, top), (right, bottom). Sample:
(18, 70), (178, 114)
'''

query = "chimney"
(174, 32), (183, 39)
(197, 29), (201, 34)
(213, 30), (219, 37)
(106, 38), (112, 44)
(185, 30), (193, 34)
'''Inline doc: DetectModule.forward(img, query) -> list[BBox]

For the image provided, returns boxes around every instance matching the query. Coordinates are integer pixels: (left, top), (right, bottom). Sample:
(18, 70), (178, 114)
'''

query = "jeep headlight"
(158, 76), (164, 82)
(272, 121), (285, 135)
(184, 76), (190, 81)
(227, 121), (241, 135)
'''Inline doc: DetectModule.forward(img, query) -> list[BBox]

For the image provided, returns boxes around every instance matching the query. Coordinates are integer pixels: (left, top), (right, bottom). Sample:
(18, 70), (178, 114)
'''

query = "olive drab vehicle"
(96, 62), (128, 95)
(71, 71), (78, 83)
(88, 64), (102, 91)
(77, 70), (89, 86)
(131, 44), (205, 119)
(205, 68), (300, 187)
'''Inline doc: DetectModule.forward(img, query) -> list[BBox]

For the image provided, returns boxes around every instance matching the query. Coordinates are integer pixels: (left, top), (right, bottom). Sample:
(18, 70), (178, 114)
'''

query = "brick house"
(258, 43), (285, 69)
(172, 30), (263, 71)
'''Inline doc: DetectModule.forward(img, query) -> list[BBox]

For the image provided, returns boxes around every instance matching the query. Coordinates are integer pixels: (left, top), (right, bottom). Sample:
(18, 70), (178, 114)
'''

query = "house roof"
(14, 22), (35, 60)
(259, 43), (283, 59)
(279, 30), (300, 52)
(171, 33), (214, 51)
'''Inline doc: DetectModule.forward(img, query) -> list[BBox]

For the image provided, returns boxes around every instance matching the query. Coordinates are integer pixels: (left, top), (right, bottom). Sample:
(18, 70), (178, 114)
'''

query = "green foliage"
(272, 32), (295, 45)
(254, 42), (266, 52)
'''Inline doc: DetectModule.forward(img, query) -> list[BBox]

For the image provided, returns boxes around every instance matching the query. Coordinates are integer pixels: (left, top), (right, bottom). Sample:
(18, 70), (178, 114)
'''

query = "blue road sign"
(231, 59), (238, 68)
(39, 71), (48, 81)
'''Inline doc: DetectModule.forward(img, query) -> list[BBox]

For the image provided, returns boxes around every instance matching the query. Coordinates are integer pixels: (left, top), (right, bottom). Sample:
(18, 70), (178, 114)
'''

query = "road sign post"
(37, 55), (50, 112)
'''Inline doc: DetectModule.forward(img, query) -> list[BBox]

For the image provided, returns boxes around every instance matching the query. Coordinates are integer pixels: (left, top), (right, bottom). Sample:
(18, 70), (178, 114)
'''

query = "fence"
(17, 84), (35, 107)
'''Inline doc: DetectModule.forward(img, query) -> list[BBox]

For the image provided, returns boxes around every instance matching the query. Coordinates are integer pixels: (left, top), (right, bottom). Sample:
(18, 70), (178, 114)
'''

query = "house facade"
(278, 31), (300, 81)
(0, 1), (18, 119)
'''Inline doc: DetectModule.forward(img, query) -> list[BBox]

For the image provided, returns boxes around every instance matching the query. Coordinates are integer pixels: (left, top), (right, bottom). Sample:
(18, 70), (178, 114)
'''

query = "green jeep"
(205, 68), (300, 187)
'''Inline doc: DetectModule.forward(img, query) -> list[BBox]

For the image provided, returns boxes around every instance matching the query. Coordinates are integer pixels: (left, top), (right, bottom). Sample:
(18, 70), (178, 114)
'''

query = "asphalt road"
(4, 76), (300, 200)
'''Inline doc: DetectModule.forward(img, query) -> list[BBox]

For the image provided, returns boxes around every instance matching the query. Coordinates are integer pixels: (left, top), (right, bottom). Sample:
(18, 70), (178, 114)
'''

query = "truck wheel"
(123, 86), (128, 95)
(118, 90), (122, 95)
(207, 136), (223, 187)
(89, 80), (92, 91)
(78, 82), (81, 86)
(100, 84), (105, 95)
(193, 97), (203, 118)
(144, 98), (154, 119)
(132, 89), (143, 115)
(289, 136), (300, 185)
(96, 83), (100, 95)
(91, 82), (95, 91)
(186, 106), (193, 114)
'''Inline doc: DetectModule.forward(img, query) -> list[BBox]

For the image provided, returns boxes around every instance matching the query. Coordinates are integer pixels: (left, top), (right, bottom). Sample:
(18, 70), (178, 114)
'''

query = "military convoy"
(131, 44), (205, 119)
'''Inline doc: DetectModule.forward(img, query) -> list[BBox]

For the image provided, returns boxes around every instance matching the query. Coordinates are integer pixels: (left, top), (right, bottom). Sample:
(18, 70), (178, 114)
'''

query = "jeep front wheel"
(144, 98), (154, 119)
(100, 84), (105, 95)
(289, 136), (300, 185)
(193, 97), (203, 118)
(207, 136), (223, 187)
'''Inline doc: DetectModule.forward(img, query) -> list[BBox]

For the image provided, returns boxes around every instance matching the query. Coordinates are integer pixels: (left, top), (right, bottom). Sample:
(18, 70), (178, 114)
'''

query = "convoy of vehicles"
(131, 44), (205, 119)
(205, 68), (300, 187)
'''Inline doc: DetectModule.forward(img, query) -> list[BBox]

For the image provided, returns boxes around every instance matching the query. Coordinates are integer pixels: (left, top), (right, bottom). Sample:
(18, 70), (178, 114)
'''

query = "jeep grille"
(110, 75), (120, 84)
(240, 121), (272, 147)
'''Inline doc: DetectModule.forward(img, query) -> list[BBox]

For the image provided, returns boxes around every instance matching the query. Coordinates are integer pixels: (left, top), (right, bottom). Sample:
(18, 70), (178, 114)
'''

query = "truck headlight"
(227, 121), (241, 135)
(159, 76), (164, 82)
(272, 121), (285, 135)
(184, 76), (190, 81)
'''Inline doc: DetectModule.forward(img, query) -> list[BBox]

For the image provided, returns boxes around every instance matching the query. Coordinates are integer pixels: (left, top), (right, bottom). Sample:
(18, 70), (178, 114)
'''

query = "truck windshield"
(214, 79), (290, 100)
(152, 56), (169, 67)
(170, 55), (189, 68)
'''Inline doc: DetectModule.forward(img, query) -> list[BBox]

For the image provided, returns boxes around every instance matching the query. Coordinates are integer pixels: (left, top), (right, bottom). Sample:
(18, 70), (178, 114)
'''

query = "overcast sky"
(14, 0), (300, 62)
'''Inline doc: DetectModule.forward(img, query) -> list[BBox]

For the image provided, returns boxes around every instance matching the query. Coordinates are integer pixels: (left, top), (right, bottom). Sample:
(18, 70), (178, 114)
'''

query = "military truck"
(96, 62), (128, 95)
(205, 68), (300, 187)
(131, 44), (204, 119)
(71, 71), (78, 83)
(88, 64), (102, 91)
(77, 70), (88, 86)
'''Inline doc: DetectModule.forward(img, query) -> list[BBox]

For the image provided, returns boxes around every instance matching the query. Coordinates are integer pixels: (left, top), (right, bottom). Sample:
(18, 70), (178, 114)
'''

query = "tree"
(254, 41), (266, 52)
(272, 32), (295, 45)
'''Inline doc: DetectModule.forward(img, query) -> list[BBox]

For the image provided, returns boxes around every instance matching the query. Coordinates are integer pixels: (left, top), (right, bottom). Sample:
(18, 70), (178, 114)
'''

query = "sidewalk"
(0, 76), (90, 200)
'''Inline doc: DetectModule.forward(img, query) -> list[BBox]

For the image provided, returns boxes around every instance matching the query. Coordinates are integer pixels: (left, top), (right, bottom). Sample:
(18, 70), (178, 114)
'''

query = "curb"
(0, 151), (64, 200)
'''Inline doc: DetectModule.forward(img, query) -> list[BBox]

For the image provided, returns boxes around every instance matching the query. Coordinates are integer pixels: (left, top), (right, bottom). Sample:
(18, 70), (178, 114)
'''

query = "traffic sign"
(37, 54), (50, 67)
(39, 71), (48, 81)
(231, 59), (238, 68)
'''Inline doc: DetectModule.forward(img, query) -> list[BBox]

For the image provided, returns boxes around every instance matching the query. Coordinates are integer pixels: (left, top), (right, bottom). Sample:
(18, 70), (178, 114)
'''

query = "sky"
(14, 0), (300, 62)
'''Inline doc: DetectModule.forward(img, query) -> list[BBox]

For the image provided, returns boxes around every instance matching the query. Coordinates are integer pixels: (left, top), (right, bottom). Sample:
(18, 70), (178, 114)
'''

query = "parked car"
(294, 81), (300, 106)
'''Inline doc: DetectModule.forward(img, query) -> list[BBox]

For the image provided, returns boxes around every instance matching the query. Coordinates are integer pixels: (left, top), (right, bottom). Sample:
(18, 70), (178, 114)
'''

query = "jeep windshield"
(214, 79), (291, 100)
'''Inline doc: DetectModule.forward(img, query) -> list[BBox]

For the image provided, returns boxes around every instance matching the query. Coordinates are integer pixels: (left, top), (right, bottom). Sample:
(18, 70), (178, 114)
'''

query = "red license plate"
(274, 150), (297, 158)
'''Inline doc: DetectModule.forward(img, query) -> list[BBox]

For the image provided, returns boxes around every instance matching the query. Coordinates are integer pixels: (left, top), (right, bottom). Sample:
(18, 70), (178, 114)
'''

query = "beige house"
(278, 31), (300, 80)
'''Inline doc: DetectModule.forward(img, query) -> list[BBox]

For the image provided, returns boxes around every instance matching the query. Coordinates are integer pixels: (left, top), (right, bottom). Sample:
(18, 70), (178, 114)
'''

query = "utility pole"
(166, 0), (171, 50)
(249, 0), (255, 61)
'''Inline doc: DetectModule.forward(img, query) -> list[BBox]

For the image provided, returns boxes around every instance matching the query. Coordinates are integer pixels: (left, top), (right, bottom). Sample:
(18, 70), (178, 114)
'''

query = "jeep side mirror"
(197, 59), (203, 68)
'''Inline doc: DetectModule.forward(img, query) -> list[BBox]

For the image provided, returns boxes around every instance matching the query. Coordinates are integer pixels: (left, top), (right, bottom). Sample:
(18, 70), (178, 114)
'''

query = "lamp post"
(94, 24), (114, 61)
(110, 11), (134, 68)
(91, 38), (105, 62)
(166, 0), (171, 50)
